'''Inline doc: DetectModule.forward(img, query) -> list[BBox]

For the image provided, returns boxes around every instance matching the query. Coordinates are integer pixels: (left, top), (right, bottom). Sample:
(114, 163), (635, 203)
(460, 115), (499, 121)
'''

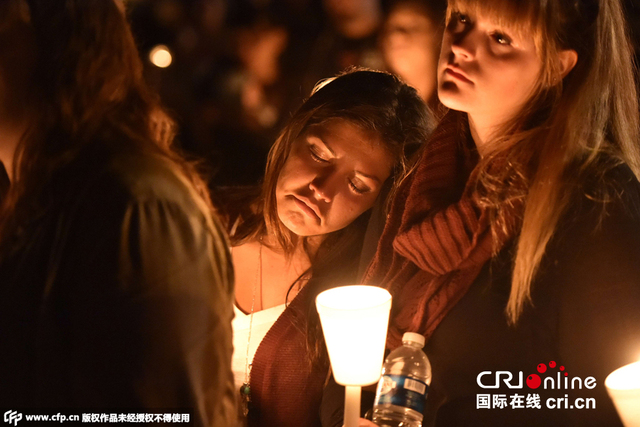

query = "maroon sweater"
(248, 284), (329, 427)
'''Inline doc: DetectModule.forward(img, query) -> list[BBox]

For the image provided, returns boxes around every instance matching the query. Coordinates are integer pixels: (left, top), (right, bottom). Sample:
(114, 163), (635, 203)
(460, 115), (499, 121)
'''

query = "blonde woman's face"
(275, 119), (393, 237)
(437, 9), (542, 128)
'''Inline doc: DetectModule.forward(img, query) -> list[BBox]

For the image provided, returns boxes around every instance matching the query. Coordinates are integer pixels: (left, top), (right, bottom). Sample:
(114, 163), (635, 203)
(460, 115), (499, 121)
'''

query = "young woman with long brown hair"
(344, 0), (640, 425)
(219, 68), (432, 427)
(0, 1), (236, 424)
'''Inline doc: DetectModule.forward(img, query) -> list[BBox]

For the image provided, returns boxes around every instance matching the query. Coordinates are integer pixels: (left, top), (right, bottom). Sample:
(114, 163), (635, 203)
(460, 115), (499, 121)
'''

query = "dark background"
(126, 0), (640, 188)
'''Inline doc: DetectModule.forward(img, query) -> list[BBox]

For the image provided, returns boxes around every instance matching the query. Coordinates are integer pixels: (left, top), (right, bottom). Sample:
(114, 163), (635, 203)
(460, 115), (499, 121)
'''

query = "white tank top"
(231, 304), (286, 390)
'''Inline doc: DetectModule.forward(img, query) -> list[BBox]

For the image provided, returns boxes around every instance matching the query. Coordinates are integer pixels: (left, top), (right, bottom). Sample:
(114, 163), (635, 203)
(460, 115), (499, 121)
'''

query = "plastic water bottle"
(371, 332), (432, 427)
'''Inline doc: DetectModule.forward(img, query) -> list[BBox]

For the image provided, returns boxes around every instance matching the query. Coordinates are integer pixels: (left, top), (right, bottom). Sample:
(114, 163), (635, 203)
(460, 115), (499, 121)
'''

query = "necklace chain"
(240, 237), (262, 416)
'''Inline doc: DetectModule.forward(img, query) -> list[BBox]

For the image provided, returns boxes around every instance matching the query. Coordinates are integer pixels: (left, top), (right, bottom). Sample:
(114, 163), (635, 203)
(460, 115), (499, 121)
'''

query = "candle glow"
(605, 360), (640, 427)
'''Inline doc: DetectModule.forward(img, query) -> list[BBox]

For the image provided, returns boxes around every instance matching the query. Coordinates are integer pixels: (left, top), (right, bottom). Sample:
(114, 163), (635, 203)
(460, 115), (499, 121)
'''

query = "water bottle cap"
(402, 332), (425, 348)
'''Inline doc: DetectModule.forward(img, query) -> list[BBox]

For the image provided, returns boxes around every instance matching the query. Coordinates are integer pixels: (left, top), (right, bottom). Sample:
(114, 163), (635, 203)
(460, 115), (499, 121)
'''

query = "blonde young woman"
(341, 0), (640, 426)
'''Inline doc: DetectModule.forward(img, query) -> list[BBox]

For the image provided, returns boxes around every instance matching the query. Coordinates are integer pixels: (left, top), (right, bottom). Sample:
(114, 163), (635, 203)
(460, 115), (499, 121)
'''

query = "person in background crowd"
(206, 14), (291, 187)
(0, 1), (236, 425)
(216, 68), (432, 427)
(345, 0), (640, 425)
(301, 0), (385, 97)
(380, 0), (447, 107)
(128, 0), (325, 189)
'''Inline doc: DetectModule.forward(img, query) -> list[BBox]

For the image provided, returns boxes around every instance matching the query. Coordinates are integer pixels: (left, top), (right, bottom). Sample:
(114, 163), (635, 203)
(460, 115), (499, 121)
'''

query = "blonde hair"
(447, 0), (640, 322)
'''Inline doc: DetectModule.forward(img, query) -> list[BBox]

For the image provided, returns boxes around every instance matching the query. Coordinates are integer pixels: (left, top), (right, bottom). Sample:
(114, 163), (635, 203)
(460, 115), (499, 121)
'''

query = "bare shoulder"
(232, 240), (261, 312)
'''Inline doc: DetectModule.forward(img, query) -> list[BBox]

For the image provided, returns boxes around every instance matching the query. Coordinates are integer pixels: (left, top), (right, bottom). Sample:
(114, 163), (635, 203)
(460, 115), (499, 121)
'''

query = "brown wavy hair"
(446, 0), (640, 322)
(0, 0), (214, 245)
(232, 68), (433, 249)
(230, 68), (433, 364)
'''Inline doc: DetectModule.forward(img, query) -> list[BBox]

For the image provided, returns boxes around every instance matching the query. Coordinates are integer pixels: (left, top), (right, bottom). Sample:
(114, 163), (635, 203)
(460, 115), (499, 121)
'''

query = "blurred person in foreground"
(0, 1), (236, 425)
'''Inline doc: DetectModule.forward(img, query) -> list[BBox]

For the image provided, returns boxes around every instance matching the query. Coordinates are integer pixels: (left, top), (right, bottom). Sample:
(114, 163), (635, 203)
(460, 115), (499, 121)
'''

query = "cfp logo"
(3, 411), (22, 426)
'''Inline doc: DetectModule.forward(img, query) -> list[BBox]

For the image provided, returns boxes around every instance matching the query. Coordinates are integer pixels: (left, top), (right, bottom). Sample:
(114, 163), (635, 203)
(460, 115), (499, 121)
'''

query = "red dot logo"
(537, 363), (547, 373)
(560, 366), (565, 371)
(549, 361), (556, 368)
(527, 374), (542, 389)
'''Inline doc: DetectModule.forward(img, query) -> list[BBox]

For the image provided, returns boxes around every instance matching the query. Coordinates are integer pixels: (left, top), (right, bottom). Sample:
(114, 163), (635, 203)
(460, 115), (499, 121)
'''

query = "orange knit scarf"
(364, 112), (518, 348)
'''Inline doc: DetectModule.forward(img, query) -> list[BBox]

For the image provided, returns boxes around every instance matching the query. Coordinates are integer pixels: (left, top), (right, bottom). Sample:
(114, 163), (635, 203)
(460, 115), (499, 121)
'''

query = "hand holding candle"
(316, 285), (392, 427)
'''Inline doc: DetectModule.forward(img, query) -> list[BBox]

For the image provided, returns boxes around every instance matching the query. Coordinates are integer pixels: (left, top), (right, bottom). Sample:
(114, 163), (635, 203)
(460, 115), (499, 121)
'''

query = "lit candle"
(605, 360), (640, 427)
(316, 285), (392, 427)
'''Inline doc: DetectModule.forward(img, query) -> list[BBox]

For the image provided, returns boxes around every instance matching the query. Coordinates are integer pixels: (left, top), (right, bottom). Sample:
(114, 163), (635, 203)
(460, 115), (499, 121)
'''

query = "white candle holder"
(605, 360), (640, 427)
(316, 285), (392, 427)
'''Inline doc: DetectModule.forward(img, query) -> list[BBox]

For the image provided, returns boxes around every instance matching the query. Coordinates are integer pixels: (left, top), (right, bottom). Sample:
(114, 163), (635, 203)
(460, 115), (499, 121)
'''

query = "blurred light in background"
(149, 45), (172, 68)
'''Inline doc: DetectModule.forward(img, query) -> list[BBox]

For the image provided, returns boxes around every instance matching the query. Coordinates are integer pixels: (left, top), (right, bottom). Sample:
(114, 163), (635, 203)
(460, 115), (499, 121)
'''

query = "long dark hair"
(231, 68), (433, 365)
(0, 0), (214, 247)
